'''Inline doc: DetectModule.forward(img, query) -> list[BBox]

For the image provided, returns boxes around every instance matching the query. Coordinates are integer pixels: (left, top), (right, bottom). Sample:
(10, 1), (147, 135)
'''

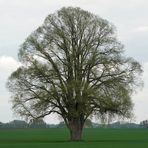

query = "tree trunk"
(68, 118), (84, 141)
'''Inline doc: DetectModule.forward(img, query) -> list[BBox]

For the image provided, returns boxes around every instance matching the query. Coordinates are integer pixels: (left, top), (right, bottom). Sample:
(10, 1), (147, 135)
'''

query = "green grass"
(0, 128), (148, 148)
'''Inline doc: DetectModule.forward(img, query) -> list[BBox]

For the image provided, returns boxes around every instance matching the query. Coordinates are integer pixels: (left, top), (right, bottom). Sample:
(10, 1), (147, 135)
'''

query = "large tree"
(7, 7), (142, 141)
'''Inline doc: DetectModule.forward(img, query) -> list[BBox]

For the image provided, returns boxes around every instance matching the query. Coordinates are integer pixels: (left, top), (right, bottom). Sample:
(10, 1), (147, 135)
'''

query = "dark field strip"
(0, 128), (148, 148)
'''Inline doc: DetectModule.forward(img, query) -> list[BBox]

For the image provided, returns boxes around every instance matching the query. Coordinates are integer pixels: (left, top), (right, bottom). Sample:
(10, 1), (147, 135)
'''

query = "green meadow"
(0, 128), (148, 148)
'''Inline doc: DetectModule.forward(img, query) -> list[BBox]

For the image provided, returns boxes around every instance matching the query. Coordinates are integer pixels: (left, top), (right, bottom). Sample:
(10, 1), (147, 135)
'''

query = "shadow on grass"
(1, 139), (148, 144)
(84, 139), (148, 143)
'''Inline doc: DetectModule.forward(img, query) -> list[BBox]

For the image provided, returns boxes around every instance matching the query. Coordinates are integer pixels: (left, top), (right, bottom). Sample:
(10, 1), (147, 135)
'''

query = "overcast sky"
(0, 0), (148, 124)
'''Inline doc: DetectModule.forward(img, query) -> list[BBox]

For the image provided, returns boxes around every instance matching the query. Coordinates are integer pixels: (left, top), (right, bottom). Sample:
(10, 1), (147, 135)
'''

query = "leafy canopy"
(7, 7), (142, 124)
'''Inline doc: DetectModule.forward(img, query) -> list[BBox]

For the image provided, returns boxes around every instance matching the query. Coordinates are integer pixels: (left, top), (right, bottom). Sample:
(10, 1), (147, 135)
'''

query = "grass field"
(0, 128), (148, 148)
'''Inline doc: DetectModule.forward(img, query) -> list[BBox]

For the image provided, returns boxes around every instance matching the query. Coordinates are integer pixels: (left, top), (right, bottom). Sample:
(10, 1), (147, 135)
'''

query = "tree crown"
(7, 7), (143, 124)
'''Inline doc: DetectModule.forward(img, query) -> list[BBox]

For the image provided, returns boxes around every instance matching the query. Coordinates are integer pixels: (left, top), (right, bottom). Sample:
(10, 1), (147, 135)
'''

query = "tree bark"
(68, 118), (84, 141)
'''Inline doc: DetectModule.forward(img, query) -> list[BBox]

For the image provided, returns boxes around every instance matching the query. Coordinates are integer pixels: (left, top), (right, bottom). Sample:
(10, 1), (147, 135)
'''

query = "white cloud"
(0, 56), (21, 95)
(0, 56), (21, 122)
(0, 56), (21, 97)
(0, 56), (20, 78)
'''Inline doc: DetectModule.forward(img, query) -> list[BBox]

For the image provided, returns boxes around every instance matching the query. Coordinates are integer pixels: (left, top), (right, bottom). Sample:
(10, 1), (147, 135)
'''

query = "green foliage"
(7, 7), (143, 140)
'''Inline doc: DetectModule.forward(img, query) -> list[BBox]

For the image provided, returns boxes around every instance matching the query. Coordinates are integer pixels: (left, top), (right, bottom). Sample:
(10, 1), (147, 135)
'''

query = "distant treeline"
(0, 119), (94, 129)
(0, 119), (55, 129)
(0, 119), (147, 129)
